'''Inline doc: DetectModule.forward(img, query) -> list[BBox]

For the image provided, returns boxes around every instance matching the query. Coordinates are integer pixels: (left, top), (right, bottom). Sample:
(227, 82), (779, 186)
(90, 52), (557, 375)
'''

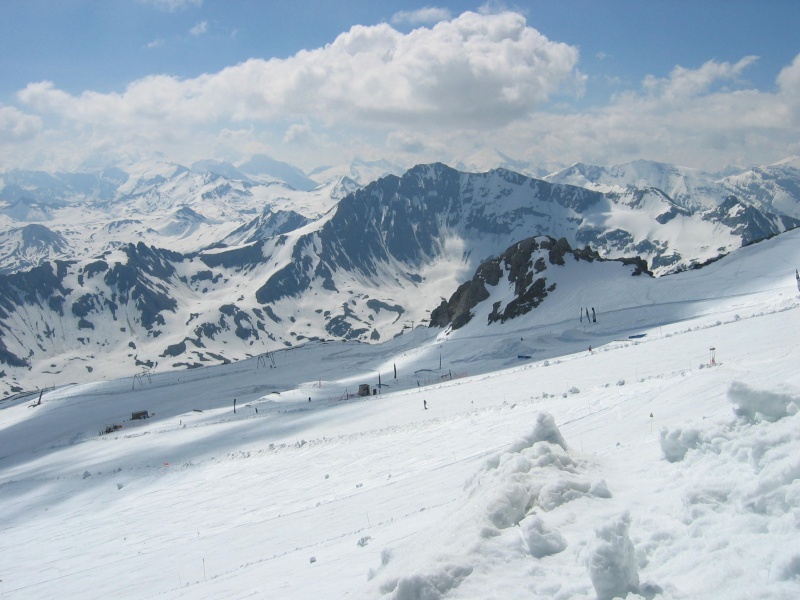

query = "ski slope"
(1, 230), (800, 599)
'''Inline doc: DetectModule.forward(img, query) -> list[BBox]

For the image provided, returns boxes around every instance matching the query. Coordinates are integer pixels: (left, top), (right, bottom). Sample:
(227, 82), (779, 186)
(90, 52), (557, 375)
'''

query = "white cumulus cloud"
(16, 11), (580, 133)
(0, 105), (42, 142)
(492, 54), (800, 171)
(391, 6), (452, 25)
(642, 56), (759, 102)
(777, 54), (800, 97)
(5, 10), (800, 173)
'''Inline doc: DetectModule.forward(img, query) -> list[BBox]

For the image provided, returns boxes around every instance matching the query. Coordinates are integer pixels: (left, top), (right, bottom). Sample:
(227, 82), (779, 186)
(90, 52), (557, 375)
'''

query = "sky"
(1, 0), (799, 174)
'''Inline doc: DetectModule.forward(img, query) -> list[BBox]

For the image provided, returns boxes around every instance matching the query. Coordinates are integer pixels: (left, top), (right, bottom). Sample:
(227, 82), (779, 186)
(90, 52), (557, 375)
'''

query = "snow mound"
(728, 380), (800, 422)
(472, 412), (608, 532)
(652, 383), (800, 596)
(661, 381), (800, 462)
(586, 511), (640, 600)
(368, 412), (611, 597)
(502, 411), (569, 455)
(519, 514), (567, 558)
(379, 564), (474, 600)
(659, 426), (703, 462)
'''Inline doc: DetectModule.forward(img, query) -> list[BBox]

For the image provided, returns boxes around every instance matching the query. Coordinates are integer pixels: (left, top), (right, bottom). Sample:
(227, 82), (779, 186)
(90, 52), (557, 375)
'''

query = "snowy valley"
(1, 225), (799, 599)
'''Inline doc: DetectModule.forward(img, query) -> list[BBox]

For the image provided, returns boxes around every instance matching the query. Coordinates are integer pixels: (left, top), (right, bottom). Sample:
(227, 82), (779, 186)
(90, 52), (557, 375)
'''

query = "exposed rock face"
(430, 236), (651, 330)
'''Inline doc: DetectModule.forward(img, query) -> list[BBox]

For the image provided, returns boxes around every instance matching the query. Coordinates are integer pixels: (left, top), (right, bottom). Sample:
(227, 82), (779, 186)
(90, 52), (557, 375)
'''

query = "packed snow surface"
(2, 230), (800, 599)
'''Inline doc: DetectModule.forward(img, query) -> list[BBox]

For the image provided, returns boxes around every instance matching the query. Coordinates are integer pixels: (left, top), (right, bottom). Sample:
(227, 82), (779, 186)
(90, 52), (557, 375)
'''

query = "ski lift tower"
(132, 367), (153, 390)
(257, 351), (275, 370)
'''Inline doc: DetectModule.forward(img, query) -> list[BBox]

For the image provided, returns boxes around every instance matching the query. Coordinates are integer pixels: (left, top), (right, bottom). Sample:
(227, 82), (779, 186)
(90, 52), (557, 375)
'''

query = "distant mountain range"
(1, 155), (798, 395)
(544, 157), (800, 219)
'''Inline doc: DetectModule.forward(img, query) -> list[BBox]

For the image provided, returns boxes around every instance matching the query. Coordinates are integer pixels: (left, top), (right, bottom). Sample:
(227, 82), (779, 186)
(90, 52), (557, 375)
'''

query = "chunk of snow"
(587, 511), (640, 600)
(659, 426), (702, 462)
(520, 515), (567, 558)
(729, 381), (798, 422)
(380, 564), (473, 599)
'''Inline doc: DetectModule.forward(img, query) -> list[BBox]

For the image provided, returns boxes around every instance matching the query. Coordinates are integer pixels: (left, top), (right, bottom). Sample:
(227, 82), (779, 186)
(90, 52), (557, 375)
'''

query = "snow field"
(2, 231), (800, 598)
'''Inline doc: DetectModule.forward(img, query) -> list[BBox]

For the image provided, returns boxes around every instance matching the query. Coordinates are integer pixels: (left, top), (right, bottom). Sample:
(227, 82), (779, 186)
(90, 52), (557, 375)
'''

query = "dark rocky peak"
(0, 260), (72, 321)
(103, 242), (183, 285)
(199, 241), (266, 270)
(19, 223), (68, 251)
(174, 206), (211, 223)
(703, 196), (800, 244)
(430, 236), (649, 331)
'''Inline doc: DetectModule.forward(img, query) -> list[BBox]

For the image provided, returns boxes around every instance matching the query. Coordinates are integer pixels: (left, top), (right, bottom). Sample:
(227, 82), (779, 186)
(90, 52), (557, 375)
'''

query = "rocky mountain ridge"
(1, 159), (798, 395)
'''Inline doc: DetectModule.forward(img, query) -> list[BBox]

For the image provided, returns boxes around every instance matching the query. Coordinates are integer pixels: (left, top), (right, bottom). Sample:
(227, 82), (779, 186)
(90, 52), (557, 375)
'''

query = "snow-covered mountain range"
(1, 156), (799, 396)
(544, 157), (800, 218)
(2, 224), (800, 599)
